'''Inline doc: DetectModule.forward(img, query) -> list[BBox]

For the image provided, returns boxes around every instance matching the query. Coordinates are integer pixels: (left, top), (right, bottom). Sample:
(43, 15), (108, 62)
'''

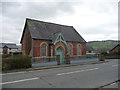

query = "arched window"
(77, 45), (82, 56)
(68, 44), (73, 56)
(41, 43), (47, 56)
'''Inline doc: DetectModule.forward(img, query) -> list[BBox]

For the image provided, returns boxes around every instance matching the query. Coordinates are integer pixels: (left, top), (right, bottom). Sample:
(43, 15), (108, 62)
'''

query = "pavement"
(1, 59), (119, 88)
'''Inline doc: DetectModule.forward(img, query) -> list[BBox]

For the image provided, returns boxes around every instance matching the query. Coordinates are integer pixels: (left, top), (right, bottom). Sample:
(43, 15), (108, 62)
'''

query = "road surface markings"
(110, 82), (117, 85)
(2, 71), (26, 76)
(56, 68), (99, 76)
(0, 77), (39, 85)
(2, 68), (55, 75)
(28, 70), (44, 72)
(95, 63), (105, 65)
(112, 65), (118, 67)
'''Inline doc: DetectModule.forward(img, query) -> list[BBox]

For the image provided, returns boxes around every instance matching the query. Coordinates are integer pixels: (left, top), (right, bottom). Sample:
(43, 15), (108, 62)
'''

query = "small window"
(9, 48), (11, 50)
(41, 43), (47, 56)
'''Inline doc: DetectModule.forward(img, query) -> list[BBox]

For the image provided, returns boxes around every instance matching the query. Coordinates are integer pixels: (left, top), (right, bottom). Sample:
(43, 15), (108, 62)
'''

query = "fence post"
(31, 57), (33, 64)
(65, 55), (70, 64)
(99, 55), (105, 61)
(56, 55), (60, 65)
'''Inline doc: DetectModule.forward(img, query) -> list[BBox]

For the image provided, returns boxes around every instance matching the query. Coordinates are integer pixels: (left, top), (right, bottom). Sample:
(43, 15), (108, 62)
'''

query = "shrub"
(2, 55), (32, 71)
(100, 52), (108, 56)
(2, 54), (11, 58)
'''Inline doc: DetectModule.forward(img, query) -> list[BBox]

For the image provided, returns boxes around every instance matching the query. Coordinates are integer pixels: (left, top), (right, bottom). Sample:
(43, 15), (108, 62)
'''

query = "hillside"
(86, 40), (119, 52)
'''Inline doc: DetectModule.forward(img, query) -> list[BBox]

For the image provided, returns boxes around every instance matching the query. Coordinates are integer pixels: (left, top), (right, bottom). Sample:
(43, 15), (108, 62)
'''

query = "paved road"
(1, 59), (119, 88)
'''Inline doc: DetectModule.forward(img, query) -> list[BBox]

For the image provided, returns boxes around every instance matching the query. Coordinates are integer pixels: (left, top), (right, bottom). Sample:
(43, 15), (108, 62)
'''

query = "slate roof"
(0, 43), (18, 49)
(21, 18), (86, 43)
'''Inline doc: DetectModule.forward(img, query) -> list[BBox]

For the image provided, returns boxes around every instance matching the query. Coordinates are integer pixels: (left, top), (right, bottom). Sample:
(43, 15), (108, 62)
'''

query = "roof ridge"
(26, 18), (73, 27)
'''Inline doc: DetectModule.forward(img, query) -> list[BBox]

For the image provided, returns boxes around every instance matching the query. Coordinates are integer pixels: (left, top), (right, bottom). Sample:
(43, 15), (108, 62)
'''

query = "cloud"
(1, 0), (118, 44)
(2, 2), (76, 20)
(83, 33), (118, 41)
(51, 1), (118, 42)
(2, 2), (77, 44)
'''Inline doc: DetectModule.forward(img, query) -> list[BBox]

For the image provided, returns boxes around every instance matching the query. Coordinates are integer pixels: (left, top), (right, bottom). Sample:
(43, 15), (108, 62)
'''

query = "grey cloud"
(1, 1), (118, 44)
(1, 2), (77, 44)
(79, 27), (106, 35)
(81, 1), (117, 13)
(2, 2), (21, 12)
(2, 24), (22, 44)
(77, 24), (117, 35)
(2, 2), (76, 20)
(2, 2), (77, 28)
(2, 2), (22, 18)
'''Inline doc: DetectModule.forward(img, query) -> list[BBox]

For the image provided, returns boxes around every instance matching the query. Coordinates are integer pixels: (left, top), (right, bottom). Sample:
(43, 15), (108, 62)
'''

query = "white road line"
(56, 68), (99, 76)
(110, 83), (117, 85)
(26, 69), (54, 73)
(2, 71), (26, 76)
(28, 70), (44, 72)
(2, 68), (56, 75)
(112, 65), (118, 67)
(0, 77), (39, 85)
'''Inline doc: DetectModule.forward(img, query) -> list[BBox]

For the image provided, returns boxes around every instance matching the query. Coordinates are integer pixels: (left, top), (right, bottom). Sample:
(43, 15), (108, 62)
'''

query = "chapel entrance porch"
(56, 47), (64, 64)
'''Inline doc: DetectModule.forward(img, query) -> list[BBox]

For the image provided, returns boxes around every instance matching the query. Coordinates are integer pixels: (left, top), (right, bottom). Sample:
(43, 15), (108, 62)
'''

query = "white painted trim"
(67, 43), (73, 56)
(55, 45), (65, 55)
(77, 44), (82, 56)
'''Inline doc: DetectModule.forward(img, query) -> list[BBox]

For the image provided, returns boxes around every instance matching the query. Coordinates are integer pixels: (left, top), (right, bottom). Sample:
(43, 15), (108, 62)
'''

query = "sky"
(1, 0), (119, 45)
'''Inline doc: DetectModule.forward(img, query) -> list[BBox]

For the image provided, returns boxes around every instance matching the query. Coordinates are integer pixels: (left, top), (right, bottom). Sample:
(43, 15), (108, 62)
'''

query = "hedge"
(2, 54), (11, 58)
(2, 55), (32, 71)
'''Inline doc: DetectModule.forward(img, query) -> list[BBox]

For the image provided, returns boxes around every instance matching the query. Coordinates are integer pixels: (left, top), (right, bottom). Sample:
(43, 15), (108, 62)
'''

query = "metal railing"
(32, 56), (57, 63)
(31, 55), (99, 65)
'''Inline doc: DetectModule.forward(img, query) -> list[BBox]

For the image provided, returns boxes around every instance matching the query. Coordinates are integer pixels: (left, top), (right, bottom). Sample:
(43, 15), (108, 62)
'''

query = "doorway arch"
(56, 46), (64, 64)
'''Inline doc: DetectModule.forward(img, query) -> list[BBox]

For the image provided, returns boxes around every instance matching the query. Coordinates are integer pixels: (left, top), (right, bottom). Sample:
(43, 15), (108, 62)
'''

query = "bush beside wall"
(2, 54), (11, 58)
(100, 52), (120, 59)
(2, 55), (32, 71)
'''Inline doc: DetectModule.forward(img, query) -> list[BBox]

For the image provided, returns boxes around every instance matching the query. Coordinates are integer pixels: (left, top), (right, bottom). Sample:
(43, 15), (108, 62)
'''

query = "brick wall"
(31, 40), (86, 57)
(21, 26), (32, 55)
(72, 42), (77, 55)
(69, 42), (86, 56)
(32, 40), (51, 57)
(22, 37), (86, 58)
